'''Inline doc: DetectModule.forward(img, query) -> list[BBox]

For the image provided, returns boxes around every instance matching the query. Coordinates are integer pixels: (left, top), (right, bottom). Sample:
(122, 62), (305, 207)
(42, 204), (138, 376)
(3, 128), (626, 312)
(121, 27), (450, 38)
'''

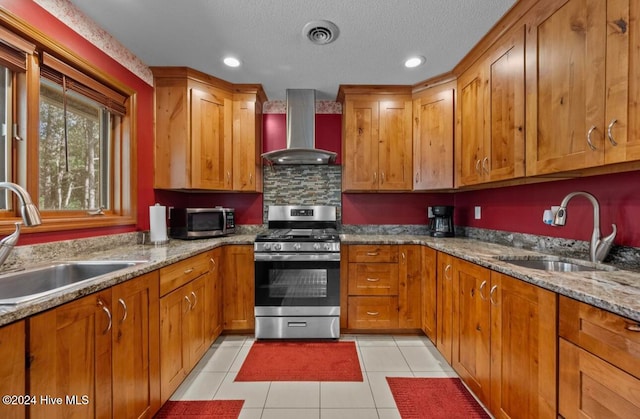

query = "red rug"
(386, 377), (490, 418)
(154, 400), (244, 419)
(235, 341), (363, 381)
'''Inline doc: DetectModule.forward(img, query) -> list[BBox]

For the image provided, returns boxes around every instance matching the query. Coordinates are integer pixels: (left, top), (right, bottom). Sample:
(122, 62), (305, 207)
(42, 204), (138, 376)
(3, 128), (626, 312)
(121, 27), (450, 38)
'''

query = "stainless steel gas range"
(254, 205), (340, 339)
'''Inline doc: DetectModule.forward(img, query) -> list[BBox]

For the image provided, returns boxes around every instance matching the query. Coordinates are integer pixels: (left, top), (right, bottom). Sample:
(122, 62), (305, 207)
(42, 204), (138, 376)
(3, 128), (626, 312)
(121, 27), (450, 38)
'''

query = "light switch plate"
(474, 206), (481, 220)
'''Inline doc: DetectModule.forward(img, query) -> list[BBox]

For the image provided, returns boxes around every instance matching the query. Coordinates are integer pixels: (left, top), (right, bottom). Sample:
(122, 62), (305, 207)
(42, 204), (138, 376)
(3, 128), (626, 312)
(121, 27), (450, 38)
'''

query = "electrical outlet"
(474, 206), (482, 220)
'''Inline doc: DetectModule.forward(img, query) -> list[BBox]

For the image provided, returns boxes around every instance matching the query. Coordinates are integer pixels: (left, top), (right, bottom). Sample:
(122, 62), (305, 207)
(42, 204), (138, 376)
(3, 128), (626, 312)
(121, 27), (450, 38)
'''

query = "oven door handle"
(254, 253), (341, 262)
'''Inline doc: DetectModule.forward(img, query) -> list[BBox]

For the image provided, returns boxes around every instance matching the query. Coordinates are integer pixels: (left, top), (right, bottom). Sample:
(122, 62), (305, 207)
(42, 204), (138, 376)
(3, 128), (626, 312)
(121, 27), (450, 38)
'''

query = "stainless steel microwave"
(169, 207), (235, 239)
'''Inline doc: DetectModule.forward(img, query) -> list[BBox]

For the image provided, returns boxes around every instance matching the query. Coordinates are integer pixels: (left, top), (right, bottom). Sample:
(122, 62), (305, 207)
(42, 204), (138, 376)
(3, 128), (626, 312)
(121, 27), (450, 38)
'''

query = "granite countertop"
(1, 233), (639, 327)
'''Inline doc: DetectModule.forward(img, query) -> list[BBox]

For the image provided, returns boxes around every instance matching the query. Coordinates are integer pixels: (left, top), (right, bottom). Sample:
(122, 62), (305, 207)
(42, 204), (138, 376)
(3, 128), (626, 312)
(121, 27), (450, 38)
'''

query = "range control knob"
(313, 243), (321, 250)
(293, 243), (302, 251)
(273, 243), (282, 251)
(262, 243), (272, 250)
(323, 243), (332, 251)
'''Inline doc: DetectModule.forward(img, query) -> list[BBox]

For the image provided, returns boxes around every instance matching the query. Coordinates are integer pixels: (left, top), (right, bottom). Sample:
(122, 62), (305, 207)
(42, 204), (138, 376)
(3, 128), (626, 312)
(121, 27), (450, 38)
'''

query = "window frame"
(0, 9), (137, 235)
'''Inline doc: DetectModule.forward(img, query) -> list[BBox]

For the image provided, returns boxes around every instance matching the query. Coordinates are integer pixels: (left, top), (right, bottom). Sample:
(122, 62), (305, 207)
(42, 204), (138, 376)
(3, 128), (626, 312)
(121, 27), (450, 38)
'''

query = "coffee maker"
(427, 205), (454, 237)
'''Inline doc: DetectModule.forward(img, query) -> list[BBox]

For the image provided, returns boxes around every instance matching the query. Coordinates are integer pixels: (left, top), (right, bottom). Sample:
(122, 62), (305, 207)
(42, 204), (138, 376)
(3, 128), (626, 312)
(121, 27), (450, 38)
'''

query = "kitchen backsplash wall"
(262, 165), (342, 223)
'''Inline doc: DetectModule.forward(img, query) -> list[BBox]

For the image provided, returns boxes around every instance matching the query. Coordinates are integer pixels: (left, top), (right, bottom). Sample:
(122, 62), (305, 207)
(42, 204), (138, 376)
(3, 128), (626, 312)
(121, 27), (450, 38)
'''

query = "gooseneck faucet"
(552, 191), (617, 263)
(0, 182), (42, 267)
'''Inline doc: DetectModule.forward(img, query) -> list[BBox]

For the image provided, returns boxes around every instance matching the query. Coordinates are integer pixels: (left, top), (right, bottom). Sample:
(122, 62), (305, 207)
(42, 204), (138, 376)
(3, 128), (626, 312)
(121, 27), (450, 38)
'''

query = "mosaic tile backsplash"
(262, 165), (342, 223)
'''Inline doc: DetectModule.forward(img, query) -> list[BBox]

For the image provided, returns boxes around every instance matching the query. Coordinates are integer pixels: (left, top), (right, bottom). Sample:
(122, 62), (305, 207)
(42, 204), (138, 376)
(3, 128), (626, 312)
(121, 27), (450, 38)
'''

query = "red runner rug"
(235, 341), (363, 381)
(154, 400), (244, 419)
(386, 377), (490, 418)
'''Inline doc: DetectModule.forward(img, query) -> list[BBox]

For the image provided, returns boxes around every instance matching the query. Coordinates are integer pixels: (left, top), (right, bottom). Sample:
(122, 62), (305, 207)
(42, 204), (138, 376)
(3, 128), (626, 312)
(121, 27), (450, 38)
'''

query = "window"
(0, 15), (137, 234)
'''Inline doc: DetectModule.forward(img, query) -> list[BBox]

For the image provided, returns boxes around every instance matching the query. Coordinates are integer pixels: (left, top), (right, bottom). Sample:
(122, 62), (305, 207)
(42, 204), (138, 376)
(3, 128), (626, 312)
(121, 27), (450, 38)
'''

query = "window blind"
(0, 25), (35, 71)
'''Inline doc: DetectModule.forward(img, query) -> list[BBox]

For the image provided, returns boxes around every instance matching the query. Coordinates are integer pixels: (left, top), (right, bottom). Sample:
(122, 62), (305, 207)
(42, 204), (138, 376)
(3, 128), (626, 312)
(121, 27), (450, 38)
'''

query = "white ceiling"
(68, 0), (517, 101)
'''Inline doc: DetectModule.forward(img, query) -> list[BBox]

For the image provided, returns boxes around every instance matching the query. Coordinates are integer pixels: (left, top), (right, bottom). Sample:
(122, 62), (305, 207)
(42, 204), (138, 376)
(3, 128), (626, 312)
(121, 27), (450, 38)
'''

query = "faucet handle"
(595, 223), (617, 263)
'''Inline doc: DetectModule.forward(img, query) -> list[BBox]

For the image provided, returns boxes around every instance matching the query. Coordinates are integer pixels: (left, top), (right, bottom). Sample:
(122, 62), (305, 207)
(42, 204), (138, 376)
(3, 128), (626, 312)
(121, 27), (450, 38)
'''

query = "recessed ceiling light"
(404, 56), (425, 68)
(223, 57), (241, 67)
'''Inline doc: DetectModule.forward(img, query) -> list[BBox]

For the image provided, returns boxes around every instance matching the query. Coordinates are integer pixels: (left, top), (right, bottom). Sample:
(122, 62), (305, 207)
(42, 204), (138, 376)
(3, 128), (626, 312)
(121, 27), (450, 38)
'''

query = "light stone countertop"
(1, 233), (639, 327)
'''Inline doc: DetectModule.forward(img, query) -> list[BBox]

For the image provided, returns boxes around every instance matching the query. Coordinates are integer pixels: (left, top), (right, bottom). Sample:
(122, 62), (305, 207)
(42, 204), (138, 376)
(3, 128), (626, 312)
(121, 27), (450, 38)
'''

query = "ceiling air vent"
(303, 20), (339, 45)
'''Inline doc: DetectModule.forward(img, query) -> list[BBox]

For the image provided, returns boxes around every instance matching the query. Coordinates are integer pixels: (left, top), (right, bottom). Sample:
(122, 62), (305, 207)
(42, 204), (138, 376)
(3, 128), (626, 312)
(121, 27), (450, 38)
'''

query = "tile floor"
(169, 334), (476, 418)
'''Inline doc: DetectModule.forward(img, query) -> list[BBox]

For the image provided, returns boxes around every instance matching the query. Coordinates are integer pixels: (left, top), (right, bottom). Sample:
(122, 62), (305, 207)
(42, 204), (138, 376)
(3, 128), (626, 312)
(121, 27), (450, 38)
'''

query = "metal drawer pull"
(482, 157), (489, 174)
(210, 258), (216, 268)
(118, 298), (128, 322)
(184, 268), (194, 274)
(444, 264), (452, 280)
(479, 280), (487, 301)
(288, 322), (307, 327)
(626, 324), (640, 332)
(587, 125), (597, 151)
(475, 159), (481, 175)
(97, 299), (112, 334)
(366, 277), (380, 282)
(366, 252), (379, 256)
(366, 311), (380, 316)
(607, 119), (618, 146)
(184, 295), (192, 311)
(190, 291), (198, 308)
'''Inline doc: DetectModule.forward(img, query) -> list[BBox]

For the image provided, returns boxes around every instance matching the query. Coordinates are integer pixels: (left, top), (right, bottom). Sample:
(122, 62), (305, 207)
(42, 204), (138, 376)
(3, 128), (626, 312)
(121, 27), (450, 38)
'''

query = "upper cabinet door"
(191, 89), (232, 190)
(342, 99), (380, 191)
(526, 0), (607, 175)
(413, 87), (454, 190)
(377, 99), (412, 191)
(457, 66), (485, 186)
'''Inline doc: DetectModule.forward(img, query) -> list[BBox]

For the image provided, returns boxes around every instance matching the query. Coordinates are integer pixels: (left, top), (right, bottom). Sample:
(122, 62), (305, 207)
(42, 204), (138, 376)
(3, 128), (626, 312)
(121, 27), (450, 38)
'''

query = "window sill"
(0, 215), (137, 235)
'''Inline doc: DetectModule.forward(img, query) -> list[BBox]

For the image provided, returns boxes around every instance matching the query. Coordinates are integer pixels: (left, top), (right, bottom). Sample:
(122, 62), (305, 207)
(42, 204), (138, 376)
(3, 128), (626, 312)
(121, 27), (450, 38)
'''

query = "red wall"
(4, 0), (156, 244)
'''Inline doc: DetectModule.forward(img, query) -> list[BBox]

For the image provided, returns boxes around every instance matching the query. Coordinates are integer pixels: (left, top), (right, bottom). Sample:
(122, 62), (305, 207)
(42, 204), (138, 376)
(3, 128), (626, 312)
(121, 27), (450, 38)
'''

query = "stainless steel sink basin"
(0, 260), (146, 305)
(493, 256), (616, 273)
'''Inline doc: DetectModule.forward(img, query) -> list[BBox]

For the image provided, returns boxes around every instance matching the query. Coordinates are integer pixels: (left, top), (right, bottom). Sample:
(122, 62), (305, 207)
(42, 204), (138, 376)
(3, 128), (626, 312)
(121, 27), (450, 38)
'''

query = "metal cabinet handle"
(587, 125), (597, 151)
(366, 277), (380, 282)
(184, 268), (194, 274)
(373, 172), (377, 183)
(227, 171), (231, 183)
(210, 257), (216, 268)
(366, 311), (380, 316)
(190, 291), (198, 309)
(97, 299), (112, 334)
(626, 324), (640, 332)
(415, 171), (420, 183)
(482, 157), (489, 174)
(607, 119), (618, 146)
(475, 159), (482, 175)
(118, 298), (127, 322)
(444, 264), (452, 280)
(184, 295), (192, 311)
(401, 252), (406, 261)
(479, 280), (487, 301)
(489, 285), (498, 306)
(366, 252), (379, 256)
(381, 172), (386, 184)
(249, 172), (253, 184)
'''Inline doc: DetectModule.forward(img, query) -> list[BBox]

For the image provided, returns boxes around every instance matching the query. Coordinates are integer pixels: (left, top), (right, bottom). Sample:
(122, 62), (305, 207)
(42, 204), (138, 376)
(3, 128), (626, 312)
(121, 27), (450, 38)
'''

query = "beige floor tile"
(321, 408), (380, 419)
(320, 380), (375, 408)
(261, 408), (320, 419)
(265, 382), (320, 408)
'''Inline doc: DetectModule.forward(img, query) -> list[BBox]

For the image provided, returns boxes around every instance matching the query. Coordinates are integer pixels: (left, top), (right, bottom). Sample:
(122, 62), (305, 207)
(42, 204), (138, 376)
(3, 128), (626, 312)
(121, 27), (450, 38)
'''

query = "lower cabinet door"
(348, 296), (399, 329)
(0, 320), (26, 419)
(159, 286), (189, 403)
(29, 291), (113, 419)
(559, 338), (640, 418)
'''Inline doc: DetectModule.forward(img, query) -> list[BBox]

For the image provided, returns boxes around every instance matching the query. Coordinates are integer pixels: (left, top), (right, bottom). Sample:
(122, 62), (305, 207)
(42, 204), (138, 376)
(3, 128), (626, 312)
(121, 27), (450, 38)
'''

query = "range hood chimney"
(262, 89), (337, 165)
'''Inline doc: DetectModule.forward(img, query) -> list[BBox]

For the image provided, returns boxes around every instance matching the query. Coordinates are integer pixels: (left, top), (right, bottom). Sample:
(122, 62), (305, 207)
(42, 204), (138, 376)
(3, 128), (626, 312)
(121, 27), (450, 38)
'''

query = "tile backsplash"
(262, 165), (342, 223)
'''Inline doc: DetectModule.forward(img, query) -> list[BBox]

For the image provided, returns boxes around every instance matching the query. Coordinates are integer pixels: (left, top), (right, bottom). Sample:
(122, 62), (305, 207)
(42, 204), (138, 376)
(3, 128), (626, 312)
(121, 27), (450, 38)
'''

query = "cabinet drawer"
(559, 338), (640, 418)
(348, 245), (398, 263)
(559, 295), (640, 379)
(348, 296), (398, 329)
(348, 263), (398, 295)
(160, 253), (210, 296)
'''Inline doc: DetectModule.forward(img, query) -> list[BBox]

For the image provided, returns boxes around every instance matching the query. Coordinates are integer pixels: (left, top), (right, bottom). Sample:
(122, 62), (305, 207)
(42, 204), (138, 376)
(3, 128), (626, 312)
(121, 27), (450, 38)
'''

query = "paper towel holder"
(149, 203), (169, 246)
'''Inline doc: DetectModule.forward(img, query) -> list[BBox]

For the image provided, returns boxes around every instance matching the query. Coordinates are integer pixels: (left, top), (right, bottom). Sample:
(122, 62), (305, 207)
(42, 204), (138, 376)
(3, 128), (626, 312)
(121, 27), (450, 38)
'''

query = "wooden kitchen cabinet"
(456, 24), (525, 187)
(559, 295), (640, 418)
(421, 246), (437, 343)
(111, 271), (160, 419)
(221, 245), (255, 331)
(29, 290), (113, 419)
(412, 82), (454, 190)
(526, 0), (640, 175)
(152, 67), (265, 191)
(436, 251), (455, 363)
(339, 86), (413, 191)
(159, 252), (212, 402)
(346, 244), (421, 330)
(0, 320), (26, 419)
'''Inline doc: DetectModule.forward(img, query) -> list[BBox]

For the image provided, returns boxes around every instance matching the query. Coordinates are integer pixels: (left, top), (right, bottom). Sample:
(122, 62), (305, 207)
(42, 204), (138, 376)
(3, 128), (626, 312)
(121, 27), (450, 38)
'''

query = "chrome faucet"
(0, 182), (42, 267)
(552, 191), (617, 263)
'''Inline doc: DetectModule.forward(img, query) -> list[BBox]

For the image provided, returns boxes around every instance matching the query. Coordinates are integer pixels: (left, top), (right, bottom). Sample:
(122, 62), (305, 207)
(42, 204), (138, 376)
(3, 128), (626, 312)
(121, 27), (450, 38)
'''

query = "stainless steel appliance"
(169, 207), (235, 239)
(254, 205), (340, 339)
(427, 205), (454, 237)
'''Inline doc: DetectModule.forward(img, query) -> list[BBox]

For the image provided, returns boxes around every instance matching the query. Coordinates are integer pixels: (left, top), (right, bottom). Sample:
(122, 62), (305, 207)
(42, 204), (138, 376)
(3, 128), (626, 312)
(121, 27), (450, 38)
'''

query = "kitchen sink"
(493, 256), (616, 273)
(0, 260), (146, 305)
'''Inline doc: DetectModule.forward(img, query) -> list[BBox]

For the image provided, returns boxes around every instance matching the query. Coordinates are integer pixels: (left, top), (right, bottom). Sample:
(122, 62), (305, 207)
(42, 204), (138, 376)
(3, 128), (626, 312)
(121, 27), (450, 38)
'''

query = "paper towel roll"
(149, 203), (168, 243)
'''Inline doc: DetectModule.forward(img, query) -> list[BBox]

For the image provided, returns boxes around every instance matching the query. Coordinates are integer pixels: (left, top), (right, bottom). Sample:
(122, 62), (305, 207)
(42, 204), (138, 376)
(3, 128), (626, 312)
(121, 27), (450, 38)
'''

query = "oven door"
(254, 253), (340, 310)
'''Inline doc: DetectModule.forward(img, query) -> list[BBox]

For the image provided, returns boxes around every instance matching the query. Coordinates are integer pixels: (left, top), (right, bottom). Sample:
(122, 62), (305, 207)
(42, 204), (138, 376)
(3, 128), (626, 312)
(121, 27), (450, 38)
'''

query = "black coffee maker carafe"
(427, 205), (454, 237)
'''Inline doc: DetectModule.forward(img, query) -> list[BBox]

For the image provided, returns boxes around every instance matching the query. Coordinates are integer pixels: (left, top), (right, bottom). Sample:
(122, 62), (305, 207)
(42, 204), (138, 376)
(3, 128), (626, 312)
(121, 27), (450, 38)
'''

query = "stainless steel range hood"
(262, 89), (337, 165)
